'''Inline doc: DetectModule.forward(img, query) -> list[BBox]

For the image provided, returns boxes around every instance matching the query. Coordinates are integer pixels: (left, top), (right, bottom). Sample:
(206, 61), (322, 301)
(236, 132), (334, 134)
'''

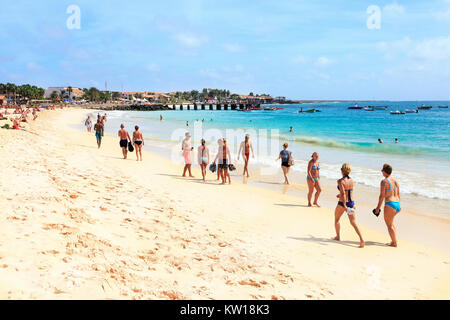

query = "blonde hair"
(341, 163), (351, 176)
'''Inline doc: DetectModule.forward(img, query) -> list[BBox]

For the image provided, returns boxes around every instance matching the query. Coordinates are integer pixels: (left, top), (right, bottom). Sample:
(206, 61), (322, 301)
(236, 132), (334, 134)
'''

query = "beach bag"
(209, 163), (217, 173)
(228, 164), (236, 171)
(128, 141), (134, 152)
(288, 152), (294, 166)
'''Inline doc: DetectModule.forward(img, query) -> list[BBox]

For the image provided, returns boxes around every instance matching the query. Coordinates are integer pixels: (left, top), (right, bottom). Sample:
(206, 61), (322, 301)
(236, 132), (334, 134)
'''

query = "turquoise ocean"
(101, 101), (450, 201)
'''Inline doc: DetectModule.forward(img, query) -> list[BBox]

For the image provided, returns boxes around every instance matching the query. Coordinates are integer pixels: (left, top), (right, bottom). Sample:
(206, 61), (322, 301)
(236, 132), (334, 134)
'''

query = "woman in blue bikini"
(197, 139), (210, 182)
(307, 152), (322, 207)
(374, 163), (401, 247)
(332, 163), (365, 248)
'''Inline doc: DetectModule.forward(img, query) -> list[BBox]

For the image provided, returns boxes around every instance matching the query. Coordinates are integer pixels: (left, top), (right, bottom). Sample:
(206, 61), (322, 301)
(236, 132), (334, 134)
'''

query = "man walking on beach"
(94, 119), (104, 149)
(238, 134), (254, 178)
(118, 124), (131, 159)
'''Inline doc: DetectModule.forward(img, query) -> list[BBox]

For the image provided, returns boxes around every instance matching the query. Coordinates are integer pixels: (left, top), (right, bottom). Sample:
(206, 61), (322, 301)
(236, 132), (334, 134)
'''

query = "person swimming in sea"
(132, 125), (144, 161)
(332, 163), (365, 248)
(395, 138), (399, 143)
(378, 138), (383, 144)
(198, 139), (210, 182)
(307, 152), (322, 207)
(373, 163), (401, 247)
(289, 126), (293, 132)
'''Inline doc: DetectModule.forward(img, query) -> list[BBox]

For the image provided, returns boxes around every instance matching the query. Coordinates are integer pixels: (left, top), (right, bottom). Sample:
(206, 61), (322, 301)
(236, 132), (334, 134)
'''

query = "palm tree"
(50, 91), (59, 102)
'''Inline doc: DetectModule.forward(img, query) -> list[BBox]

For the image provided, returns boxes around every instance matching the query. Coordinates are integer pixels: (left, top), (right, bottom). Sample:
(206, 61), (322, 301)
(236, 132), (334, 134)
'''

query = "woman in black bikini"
(214, 138), (232, 184)
(133, 125), (144, 161)
(332, 163), (365, 248)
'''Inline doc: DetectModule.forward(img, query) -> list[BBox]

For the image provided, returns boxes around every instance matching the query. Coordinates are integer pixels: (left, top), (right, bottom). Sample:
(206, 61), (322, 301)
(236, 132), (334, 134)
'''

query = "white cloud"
(174, 33), (207, 48)
(146, 63), (160, 72)
(315, 56), (333, 67)
(433, 10), (450, 21)
(377, 36), (450, 61)
(291, 55), (333, 67)
(383, 2), (405, 17)
(26, 62), (46, 73)
(291, 55), (309, 64)
(223, 43), (243, 53)
(200, 68), (220, 80)
(432, 1), (450, 21)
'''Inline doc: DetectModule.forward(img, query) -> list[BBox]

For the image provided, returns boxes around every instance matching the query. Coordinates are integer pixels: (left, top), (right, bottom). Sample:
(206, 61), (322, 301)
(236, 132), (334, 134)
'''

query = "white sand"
(0, 108), (448, 299)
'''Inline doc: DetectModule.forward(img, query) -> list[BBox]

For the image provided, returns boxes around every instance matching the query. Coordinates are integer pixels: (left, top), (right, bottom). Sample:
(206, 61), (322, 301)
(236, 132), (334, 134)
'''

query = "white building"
(44, 87), (83, 99)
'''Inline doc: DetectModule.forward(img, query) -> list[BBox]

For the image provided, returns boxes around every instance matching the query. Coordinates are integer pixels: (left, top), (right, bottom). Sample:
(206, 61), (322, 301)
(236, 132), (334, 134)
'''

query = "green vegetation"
(81, 87), (111, 102)
(168, 88), (271, 103)
(0, 83), (45, 102)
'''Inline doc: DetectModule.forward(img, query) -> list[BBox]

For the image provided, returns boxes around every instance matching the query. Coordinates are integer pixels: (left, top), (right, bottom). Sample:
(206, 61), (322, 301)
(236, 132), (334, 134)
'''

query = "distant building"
(44, 87), (83, 99)
(122, 91), (170, 102)
(274, 96), (286, 103)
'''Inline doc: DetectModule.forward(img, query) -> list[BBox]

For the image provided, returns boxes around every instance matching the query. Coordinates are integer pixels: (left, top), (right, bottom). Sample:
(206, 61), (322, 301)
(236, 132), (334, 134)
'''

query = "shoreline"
(84, 109), (450, 253)
(0, 107), (449, 299)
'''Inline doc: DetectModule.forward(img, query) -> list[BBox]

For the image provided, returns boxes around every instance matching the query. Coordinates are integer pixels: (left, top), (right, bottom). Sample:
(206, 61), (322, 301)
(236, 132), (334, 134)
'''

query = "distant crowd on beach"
(84, 114), (402, 249)
(1, 104), (61, 130)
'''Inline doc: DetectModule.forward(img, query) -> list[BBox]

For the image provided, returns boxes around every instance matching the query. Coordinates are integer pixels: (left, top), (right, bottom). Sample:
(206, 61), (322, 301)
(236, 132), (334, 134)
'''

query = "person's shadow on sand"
(288, 235), (386, 248)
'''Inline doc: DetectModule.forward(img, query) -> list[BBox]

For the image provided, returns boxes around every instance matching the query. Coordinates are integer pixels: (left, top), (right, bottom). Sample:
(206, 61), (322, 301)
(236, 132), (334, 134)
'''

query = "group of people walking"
(181, 133), (401, 248)
(84, 116), (402, 248)
(85, 114), (145, 161)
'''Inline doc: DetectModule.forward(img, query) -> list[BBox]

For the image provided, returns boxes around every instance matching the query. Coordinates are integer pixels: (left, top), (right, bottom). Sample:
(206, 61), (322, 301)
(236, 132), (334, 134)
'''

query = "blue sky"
(0, 0), (449, 99)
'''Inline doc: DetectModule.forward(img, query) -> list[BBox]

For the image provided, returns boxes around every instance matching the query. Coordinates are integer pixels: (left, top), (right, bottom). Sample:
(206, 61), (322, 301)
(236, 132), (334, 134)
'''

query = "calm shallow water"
(98, 101), (450, 201)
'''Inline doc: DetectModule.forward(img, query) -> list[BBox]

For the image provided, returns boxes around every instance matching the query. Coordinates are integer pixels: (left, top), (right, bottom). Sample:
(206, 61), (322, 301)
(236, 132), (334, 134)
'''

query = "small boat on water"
(438, 105), (448, 108)
(299, 108), (315, 113)
(418, 105), (432, 110)
(264, 107), (283, 111)
(348, 104), (363, 110)
(364, 107), (374, 111)
(372, 106), (388, 110)
(390, 110), (405, 115)
(405, 109), (419, 113)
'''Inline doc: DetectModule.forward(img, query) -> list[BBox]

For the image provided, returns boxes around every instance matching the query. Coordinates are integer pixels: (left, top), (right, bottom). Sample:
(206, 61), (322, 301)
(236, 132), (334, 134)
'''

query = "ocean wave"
(275, 134), (438, 157)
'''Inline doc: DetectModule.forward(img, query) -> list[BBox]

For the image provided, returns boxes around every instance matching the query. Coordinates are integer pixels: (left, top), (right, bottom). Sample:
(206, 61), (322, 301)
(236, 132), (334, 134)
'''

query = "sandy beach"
(0, 107), (449, 300)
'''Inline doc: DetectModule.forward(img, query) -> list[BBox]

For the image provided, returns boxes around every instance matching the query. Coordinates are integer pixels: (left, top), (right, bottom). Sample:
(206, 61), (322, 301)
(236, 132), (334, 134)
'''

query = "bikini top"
(385, 178), (398, 192)
(312, 163), (320, 171)
(337, 176), (353, 201)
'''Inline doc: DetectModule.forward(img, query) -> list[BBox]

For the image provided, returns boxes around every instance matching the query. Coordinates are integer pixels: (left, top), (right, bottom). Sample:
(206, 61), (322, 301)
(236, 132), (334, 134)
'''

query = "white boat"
(364, 107), (374, 111)
(390, 110), (405, 115)
(405, 109), (419, 113)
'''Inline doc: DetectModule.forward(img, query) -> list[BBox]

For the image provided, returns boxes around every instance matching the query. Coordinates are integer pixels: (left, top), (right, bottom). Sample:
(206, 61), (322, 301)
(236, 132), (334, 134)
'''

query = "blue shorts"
(95, 131), (102, 141)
